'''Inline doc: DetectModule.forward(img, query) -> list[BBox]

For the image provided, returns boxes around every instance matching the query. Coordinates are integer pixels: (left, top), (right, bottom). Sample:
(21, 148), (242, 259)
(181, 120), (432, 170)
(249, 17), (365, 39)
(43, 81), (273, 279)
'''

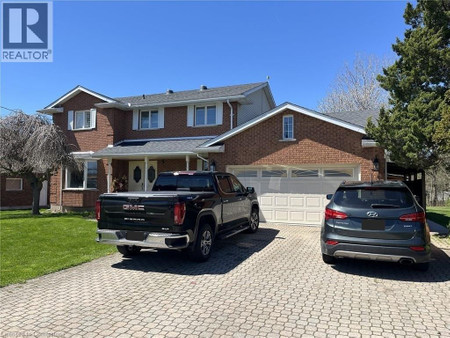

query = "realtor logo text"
(1, 2), (53, 62)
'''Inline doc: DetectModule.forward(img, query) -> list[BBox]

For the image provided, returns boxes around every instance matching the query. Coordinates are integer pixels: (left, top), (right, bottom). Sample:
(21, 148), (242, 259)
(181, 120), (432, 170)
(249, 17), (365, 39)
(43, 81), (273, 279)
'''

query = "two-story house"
(39, 82), (387, 225)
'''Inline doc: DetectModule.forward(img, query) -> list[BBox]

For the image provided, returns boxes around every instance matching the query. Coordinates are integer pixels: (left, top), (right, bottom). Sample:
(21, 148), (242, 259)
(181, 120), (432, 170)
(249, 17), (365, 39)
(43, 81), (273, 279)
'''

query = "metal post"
(186, 155), (190, 170)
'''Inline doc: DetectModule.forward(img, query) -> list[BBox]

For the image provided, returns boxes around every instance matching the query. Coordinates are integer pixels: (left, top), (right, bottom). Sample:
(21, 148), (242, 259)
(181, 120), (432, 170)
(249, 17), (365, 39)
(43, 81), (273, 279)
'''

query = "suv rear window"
(333, 188), (414, 208)
(153, 175), (214, 192)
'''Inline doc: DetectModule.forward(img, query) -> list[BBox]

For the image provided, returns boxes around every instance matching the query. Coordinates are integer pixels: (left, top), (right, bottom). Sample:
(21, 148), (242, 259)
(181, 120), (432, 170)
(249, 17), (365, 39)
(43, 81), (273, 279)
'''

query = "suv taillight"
(325, 208), (348, 220)
(399, 211), (426, 223)
(95, 200), (101, 221)
(174, 202), (186, 225)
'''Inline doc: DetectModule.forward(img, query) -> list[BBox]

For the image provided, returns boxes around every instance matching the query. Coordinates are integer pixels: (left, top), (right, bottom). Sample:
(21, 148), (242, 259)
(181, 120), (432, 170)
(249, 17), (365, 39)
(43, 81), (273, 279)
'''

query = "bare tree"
(318, 54), (389, 113)
(0, 111), (76, 215)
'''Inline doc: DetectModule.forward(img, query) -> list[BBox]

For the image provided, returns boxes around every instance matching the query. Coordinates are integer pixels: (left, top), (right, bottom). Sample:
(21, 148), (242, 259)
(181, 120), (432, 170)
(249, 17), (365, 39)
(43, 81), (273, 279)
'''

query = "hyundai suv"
(321, 181), (431, 271)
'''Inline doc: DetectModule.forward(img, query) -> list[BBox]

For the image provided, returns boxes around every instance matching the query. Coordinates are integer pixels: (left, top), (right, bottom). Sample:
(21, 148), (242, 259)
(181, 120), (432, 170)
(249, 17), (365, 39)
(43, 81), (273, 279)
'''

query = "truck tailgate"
(98, 193), (179, 232)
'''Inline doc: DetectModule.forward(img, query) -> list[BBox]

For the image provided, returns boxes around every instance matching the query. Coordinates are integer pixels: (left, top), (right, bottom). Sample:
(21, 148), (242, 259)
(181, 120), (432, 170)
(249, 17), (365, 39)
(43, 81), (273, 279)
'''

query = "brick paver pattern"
(1, 224), (450, 337)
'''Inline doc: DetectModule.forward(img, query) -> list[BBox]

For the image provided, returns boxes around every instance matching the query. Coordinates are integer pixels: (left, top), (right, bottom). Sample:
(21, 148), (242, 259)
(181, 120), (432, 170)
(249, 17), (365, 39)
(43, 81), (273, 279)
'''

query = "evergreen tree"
(366, 0), (450, 170)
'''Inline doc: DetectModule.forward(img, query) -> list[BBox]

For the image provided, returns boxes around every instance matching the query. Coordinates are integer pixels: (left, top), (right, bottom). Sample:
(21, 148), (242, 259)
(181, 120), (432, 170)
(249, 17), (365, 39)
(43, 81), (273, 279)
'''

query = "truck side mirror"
(246, 187), (255, 194)
(326, 194), (333, 200)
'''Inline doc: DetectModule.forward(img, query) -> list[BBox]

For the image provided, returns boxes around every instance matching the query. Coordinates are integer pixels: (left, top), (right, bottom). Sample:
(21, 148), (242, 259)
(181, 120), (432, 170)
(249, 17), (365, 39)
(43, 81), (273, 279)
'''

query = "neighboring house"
(39, 82), (386, 225)
(0, 175), (48, 210)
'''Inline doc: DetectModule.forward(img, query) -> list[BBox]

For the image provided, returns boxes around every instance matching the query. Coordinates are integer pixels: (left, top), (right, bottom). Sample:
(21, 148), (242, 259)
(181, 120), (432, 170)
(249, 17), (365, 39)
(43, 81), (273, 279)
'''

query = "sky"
(0, 0), (409, 116)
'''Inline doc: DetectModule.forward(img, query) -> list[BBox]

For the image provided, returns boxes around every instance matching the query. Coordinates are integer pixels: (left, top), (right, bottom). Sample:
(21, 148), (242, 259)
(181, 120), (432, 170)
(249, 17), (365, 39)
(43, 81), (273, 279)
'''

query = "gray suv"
(321, 181), (431, 271)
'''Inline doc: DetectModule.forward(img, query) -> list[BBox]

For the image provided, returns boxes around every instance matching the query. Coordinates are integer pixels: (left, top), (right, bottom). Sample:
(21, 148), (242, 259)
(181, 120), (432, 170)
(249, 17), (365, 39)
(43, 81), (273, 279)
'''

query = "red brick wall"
(1, 175), (33, 208)
(212, 109), (385, 181)
(120, 102), (238, 141)
(53, 92), (114, 152)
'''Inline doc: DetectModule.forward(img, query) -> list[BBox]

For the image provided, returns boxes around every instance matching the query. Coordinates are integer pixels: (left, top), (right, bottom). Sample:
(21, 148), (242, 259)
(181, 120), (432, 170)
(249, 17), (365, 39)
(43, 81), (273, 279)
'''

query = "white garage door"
(227, 165), (360, 225)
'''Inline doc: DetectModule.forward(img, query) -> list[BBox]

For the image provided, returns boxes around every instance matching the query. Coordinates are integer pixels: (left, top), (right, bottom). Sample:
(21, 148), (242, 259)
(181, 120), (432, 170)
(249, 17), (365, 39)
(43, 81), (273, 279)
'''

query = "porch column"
(107, 158), (112, 193)
(144, 156), (149, 191)
(185, 155), (190, 170)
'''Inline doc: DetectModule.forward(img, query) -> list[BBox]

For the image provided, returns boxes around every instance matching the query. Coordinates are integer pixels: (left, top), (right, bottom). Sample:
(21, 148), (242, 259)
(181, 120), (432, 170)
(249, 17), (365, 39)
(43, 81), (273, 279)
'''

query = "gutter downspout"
(227, 99), (233, 130)
(59, 165), (63, 212)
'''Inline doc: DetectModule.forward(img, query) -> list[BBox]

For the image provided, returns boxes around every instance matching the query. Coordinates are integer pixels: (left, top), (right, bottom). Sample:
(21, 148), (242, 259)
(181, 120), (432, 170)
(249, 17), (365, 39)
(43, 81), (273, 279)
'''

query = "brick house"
(0, 175), (49, 210)
(39, 82), (385, 225)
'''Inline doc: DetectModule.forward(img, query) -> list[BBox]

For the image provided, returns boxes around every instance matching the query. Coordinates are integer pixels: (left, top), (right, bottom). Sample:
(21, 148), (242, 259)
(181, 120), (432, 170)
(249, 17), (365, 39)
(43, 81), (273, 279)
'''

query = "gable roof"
(39, 82), (275, 114)
(41, 85), (117, 111)
(114, 82), (272, 107)
(201, 102), (372, 148)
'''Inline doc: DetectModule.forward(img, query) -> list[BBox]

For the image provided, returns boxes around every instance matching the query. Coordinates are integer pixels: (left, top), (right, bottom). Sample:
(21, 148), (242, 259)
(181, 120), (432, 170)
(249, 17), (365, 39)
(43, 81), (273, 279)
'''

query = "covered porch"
(92, 137), (223, 193)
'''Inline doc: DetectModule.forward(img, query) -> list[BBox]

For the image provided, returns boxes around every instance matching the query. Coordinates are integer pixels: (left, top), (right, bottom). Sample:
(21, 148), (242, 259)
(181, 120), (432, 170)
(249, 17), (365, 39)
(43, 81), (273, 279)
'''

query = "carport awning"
(92, 137), (224, 158)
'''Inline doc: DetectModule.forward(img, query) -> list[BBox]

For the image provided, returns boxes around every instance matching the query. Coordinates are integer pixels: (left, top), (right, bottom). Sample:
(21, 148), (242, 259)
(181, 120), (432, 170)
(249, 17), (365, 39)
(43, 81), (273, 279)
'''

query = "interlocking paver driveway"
(1, 224), (450, 338)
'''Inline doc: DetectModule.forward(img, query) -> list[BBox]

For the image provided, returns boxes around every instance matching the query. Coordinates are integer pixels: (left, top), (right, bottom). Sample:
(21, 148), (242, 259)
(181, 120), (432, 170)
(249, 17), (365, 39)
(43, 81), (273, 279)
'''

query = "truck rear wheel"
(117, 245), (141, 257)
(189, 223), (213, 262)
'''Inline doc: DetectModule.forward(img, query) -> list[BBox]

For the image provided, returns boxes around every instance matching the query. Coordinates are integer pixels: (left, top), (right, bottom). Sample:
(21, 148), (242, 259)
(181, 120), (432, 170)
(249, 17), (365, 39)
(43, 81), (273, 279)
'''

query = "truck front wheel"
(189, 223), (213, 262)
(117, 245), (142, 257)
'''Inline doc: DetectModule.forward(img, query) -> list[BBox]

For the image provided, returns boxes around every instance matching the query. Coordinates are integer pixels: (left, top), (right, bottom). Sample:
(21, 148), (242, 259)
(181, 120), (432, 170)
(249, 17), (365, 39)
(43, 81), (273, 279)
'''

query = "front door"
(128, 161), (158, 191)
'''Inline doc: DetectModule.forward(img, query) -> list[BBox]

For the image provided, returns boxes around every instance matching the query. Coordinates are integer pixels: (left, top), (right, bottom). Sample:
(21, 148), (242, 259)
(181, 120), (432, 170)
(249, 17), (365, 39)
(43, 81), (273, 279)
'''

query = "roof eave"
(43, 85), (117, 110)
(37, 107), (64, 115)
(114, 95), (247, 109)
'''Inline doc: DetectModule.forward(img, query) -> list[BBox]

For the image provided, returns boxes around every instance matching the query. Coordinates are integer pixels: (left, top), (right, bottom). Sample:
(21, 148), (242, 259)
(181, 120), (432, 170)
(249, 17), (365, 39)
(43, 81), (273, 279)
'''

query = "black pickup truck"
(96, 171), (259, 261)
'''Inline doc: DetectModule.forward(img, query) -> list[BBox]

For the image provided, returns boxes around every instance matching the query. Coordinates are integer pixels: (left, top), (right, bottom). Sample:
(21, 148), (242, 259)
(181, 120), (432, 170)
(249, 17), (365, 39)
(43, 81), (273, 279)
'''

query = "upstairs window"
(66, 161), (97, 189)
(195, 106), (216, 126)
(283, 115), (294, 140)
(132, 108), (164, 130)
(140, 110), (159, 129)
(68, 109), (96, 130)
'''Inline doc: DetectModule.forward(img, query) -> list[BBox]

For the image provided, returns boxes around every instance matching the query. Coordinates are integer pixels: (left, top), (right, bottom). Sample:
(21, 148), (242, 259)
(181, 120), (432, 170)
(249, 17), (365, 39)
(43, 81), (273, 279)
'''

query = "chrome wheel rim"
(250, 212), (259, 230)
(200, 230), (212, 256)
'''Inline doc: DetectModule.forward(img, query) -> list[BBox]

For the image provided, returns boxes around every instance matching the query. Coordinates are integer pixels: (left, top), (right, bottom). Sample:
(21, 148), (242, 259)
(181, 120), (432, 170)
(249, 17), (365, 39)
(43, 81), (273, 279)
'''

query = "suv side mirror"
(326, 194), (333, 200)
(246, 187), (255, 194)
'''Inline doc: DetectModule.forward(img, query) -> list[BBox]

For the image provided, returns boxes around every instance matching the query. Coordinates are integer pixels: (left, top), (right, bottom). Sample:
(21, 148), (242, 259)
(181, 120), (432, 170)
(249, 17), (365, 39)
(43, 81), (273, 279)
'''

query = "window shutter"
(68, 110), (74, 130)
(216, 102), (223, 125)
(132, 110), (139, 130)
(158, 107), (164, 128)
(187, 105), (194, 126)
(90, 108), (97, 129)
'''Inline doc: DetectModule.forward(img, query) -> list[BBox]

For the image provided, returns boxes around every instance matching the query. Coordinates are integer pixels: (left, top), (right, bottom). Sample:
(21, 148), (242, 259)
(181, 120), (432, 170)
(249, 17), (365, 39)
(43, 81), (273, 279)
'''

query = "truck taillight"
(174, 202), (186, 225)
(325, 208), (348, 220)
(95, 200), (101, 221)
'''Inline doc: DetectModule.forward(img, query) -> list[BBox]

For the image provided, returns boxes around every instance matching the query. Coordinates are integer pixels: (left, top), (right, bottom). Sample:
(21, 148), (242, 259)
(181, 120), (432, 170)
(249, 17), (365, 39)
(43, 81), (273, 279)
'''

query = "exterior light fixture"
(210, 160), (216, 172)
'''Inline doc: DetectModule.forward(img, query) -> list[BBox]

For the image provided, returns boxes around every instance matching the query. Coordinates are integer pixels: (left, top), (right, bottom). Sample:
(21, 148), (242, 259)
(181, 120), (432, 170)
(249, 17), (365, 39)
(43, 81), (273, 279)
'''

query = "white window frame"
(5, 178), (23, 191)
(65, 160), (98, 190)
(139, 109), (159, 130)
(282, 115), (294, 140)
(74, 110), (92, 130)
(195, 105), (217, 126)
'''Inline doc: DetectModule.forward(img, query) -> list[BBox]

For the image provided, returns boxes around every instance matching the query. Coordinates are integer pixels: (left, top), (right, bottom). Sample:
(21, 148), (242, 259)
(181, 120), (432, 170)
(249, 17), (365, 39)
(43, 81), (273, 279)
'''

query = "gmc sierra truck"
(96, 171), (259, 261)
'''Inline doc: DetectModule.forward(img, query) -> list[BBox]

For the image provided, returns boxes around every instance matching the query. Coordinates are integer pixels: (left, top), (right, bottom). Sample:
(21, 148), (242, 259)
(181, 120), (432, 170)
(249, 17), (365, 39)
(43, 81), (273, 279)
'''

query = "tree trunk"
(30, 176), (43, 215)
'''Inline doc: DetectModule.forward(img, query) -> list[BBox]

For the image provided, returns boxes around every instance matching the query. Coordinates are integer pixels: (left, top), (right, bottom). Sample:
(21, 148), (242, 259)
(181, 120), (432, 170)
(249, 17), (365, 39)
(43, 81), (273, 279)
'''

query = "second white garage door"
(227, 165), (360, 225)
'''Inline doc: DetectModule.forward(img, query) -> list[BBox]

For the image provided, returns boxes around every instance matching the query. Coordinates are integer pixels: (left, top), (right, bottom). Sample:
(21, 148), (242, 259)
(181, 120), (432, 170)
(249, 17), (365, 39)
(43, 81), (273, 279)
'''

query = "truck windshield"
(153, 175), (215, 192)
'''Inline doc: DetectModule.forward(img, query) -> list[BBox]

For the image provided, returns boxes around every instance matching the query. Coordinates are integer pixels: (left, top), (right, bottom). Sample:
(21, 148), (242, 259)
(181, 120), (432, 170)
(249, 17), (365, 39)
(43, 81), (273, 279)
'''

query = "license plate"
(126, 231), (145, 241)
(362, 219), (385, 230)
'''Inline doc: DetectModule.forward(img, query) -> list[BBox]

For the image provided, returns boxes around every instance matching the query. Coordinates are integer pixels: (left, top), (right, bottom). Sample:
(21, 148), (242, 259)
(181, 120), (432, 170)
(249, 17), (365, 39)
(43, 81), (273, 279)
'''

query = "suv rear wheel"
(322, 253), (336, 264)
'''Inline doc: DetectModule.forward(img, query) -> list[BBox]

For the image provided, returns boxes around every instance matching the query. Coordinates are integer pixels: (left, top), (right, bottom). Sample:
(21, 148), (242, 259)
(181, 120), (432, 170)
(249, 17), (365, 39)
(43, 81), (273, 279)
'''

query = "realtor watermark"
(1, 1), (53, 62)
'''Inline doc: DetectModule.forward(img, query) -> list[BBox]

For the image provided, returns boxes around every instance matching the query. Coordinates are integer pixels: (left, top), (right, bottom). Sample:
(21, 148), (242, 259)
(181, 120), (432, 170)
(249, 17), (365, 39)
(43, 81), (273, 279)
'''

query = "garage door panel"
(230, 165), (359, 225)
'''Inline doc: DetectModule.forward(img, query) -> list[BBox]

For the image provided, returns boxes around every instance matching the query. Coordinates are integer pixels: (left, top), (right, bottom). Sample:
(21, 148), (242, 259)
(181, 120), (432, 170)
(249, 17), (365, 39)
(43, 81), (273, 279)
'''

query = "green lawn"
(427, 206), (450, 230)
(0, 209), (115, 287)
